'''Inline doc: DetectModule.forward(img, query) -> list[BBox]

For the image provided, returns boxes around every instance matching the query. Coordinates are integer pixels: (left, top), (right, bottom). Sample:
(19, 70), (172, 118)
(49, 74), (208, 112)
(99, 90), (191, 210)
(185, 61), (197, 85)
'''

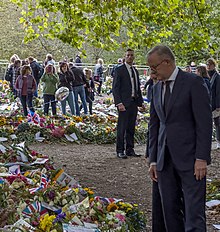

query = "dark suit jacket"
(149, 69), (212, 171)
(112, 64), (143, 107)
(210, 71), (220, 111)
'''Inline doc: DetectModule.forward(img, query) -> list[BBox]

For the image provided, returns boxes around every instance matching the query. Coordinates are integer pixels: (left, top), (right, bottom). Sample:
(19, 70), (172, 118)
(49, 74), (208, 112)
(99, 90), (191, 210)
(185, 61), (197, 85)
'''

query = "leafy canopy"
(10, 0), (220, 60)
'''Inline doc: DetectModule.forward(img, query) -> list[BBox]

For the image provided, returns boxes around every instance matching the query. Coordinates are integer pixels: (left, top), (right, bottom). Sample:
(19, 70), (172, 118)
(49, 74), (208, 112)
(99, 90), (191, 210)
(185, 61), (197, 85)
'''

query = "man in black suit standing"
(112, 48), (144, 159)
(147, 45), (212, 231)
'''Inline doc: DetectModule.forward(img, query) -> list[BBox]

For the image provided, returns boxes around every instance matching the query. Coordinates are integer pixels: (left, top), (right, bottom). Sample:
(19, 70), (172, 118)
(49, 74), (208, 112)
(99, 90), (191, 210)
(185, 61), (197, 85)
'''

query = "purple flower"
(53, 212), (66, 224)
(47, 190), (56, 200)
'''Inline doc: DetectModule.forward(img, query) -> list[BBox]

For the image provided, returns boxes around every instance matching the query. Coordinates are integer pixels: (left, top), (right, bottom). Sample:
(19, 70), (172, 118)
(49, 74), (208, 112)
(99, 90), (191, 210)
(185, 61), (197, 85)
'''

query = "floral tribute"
(0, 142), (146, 231)
(0, 80), (150, 145)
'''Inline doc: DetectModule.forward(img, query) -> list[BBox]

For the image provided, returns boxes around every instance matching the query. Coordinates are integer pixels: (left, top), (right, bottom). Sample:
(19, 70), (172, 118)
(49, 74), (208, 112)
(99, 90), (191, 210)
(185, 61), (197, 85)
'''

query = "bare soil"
(29, 142), (220, 232)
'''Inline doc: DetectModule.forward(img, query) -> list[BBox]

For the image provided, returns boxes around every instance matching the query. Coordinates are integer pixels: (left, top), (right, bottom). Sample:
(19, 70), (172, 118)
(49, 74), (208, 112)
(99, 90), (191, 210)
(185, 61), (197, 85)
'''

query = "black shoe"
(117, 153), (128, 159)
(126, 151), (141, 157)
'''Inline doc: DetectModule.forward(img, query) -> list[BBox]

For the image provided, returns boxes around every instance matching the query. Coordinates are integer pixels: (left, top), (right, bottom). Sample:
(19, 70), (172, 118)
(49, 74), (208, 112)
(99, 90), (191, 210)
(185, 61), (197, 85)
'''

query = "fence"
(0, 61), (150, 80)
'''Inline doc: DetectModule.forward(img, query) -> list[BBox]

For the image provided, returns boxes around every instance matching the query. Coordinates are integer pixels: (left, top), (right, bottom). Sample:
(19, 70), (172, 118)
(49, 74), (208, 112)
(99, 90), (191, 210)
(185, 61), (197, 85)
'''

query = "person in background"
(81, 68), (95, 115)
(70, 64), (89, 116)
(185, 65), (192, 73)
(206, 57), (220, 149)
(4, 54), (20, 94)
(196, 65), (211, 93)
(44, 54), (55, 67)
(144, 75), (154, 103)
(111, 58), (123, 78)
(15, 65), (37, 116)
(94, 58), (104, 95)
(58, 62), (76, 115)
(112, 48), (144, 159)
(12, 59), (22, 97)
(21, 59), (29, 66)
(148, 45), (212, 232)
(28, 56), (43, 97)
(41, 64), (59, 116)
(190, 61), (197, 73)
(75, 54), (82, 67)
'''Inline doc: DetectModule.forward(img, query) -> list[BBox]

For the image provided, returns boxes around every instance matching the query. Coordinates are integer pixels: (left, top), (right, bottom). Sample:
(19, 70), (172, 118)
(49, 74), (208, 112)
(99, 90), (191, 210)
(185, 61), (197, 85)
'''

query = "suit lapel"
(154, 82), (165, 119)
(166, 70), (184, 117)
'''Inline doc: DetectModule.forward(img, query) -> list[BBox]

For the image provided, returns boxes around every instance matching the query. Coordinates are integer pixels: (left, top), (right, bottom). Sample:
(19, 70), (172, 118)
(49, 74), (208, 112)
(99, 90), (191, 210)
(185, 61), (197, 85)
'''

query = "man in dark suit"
(147, 45), (212, 231)
(112, 48), (144, 159)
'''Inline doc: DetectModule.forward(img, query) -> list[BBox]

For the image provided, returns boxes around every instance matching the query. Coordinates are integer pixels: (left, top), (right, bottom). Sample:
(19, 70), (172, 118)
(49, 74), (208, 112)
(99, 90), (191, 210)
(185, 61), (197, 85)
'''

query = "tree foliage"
(0, 0), (82, 61)
(9, 0), (220, 62)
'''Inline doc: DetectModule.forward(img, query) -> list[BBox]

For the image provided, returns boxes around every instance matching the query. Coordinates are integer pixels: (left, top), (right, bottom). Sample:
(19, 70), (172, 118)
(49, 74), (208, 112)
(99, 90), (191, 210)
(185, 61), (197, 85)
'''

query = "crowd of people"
(4, 53), (107, 117)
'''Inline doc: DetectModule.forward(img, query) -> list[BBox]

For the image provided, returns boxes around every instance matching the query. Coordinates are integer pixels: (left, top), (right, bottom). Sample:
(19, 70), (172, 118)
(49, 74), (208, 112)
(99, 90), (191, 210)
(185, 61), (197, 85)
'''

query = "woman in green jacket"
(41, 64), (59, 115)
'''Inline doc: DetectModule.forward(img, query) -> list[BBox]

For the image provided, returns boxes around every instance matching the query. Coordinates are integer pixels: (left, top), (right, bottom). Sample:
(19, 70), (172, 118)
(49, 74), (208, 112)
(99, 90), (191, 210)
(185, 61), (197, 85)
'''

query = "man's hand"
(117, 104), (126, 111)
(149, 164), (157, 182)
(194, 160), (207, 180)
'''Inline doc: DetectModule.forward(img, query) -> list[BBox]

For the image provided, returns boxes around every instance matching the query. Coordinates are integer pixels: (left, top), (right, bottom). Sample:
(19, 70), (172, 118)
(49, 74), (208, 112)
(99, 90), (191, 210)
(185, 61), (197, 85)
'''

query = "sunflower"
(107, 202), (118, 212)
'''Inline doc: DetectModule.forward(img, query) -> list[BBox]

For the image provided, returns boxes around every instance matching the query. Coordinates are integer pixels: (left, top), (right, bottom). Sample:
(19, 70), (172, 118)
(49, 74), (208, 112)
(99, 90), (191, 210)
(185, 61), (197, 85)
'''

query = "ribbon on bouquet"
(29, 173), (49, 194)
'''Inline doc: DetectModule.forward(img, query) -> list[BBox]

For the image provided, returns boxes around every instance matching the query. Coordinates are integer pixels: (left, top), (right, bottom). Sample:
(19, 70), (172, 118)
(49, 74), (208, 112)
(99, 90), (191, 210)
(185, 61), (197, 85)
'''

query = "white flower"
(49, 201), (54, 206)
(62, 199), (68, 205)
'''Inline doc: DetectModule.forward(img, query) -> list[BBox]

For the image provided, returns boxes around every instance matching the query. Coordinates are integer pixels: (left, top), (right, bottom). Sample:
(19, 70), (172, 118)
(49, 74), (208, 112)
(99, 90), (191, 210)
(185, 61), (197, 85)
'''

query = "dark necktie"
(131, 67), (138, 98)
(163, 81), (171, 115)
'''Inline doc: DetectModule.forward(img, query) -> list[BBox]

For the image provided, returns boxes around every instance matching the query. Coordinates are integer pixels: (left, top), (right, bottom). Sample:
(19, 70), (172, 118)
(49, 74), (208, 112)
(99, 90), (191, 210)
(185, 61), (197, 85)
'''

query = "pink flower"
(115, 213), (126, 222)
(31, 150), (38, 156)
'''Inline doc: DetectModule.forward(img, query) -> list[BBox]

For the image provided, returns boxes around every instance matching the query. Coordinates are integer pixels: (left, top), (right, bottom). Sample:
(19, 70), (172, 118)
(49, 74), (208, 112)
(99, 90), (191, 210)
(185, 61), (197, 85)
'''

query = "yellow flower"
(72, 116), (83, 122)
(88, 190), (94, 195)
(0, 117), (6, 126)
(84, 187), (94, 195)
(61, 186), (69, 191)
(17, 116), (25, 122)
(107, 203), (119, 212)
(24, 171), (30, 177)
(39, 214), (56, 231)
(69, 121), (76, 126)
(73, 188), (79, 194)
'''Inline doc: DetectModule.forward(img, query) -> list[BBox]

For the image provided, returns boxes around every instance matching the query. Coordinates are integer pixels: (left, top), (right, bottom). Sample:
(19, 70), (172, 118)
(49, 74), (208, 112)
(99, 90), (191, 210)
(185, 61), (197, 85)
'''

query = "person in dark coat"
(70, 65), (89, 116)
(148, 45), (212, 232)
(28, 56), (43, 97)
(196, 65), (211, 93)
(75, 55), (82, 67)
(81, 68), (95, 115)
(112, 48), (144, 159)
(206, 58), (220, 149)
(58, 62), (76, 115)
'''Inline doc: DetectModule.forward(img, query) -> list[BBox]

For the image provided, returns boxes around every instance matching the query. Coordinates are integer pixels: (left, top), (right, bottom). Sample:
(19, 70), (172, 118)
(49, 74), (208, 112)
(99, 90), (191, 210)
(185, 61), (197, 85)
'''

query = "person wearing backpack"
(28, 56), (44, 97)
